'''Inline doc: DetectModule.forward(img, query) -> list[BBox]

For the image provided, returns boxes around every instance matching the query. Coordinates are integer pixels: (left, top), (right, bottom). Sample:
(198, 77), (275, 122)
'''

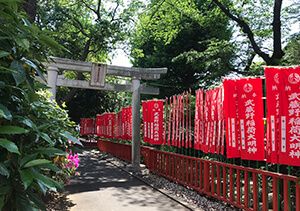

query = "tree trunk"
(212, 0), (284, 66)
(23, 0), (37, 22)
(271, 0), (284, 64)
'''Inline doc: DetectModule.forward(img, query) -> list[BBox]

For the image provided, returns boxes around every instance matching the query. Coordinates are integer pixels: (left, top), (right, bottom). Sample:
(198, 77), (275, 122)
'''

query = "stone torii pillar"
(47, 66), (58, 101)
(131, 76), (141, 168)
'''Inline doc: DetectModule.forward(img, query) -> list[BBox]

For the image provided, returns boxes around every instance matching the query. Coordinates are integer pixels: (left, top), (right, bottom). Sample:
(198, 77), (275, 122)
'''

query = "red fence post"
(211, 163), (215, 195)
(262, 175), (268, 211)
(217, 164), (221, 198)
(273, 177), (279, 211)
(223, 166), (227, 200)
(229, 167), (234, 202)
(244, 171), (249, 208)
(284, 179), (289, 211)
(253, 173), (258, 211)
(296, 181), (300, 211)
(204, 161), (209, 193)
(236, 169), (241, 205)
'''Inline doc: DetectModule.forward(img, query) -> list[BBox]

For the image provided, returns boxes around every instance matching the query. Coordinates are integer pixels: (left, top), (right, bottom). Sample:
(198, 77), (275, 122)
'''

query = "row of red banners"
(94, 107), (132, 140)
(79, 118), (95, 135)
(164, 91), (193, 148)
(194, 87), (225, 154)
(265, 66), (300, 166)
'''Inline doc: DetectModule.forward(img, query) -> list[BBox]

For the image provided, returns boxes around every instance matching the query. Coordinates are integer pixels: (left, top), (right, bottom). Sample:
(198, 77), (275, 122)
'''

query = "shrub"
(0, 1), (81, 210)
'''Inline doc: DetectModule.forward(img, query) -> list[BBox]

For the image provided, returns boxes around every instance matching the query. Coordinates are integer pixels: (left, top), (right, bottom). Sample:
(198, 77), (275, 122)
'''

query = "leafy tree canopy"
(131, 0), (234, 96)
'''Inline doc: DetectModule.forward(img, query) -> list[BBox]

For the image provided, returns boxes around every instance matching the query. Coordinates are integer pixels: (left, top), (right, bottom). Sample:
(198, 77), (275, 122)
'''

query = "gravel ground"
(103, 151), (240, 211)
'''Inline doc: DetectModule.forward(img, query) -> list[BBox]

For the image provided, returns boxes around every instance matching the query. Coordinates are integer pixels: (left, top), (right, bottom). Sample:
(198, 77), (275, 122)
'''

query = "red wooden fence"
(97, 140), (300, 211)
(98, 140), (131, 162)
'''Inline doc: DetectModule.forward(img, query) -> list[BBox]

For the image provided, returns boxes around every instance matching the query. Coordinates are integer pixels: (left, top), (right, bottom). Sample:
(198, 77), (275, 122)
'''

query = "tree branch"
(212, 0), (273, 64)
(60, 10), (89, 37)
(80, 0), (101, 20)
(111, 2), (120, 21)
(244, 51), (256, 72)
(96, 0), (102, 20)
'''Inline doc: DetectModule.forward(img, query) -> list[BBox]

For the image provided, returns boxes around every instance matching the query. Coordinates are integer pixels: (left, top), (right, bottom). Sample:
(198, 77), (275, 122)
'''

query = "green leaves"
(23, 159), (51, 168)
(39, 132), (54, 145)
(61, 131), (82, 146)
(0, 104), (12, 120)
(0, 50), (10, 58)
(0, 138), (20, 154)
(35, 147), (66, 157)
(0, 126), (28, 134)
(20, 169), (34, 189)
(10, 60), (26, 86)
(22, 58), (46, 82)
(19, 117), (37, 130)
(32, 170), (63, 193)
(0, 163), (9, 177)
(0, 195), (4, 211)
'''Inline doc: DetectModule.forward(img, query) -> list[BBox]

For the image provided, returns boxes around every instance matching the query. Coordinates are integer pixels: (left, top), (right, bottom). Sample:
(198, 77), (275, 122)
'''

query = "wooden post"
(47, 66), (58, 100)
(132, 76), (141, 168)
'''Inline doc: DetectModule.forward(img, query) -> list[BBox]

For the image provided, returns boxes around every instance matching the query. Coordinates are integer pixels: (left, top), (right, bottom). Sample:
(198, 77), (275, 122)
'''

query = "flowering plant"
(63, 150), (80, 177)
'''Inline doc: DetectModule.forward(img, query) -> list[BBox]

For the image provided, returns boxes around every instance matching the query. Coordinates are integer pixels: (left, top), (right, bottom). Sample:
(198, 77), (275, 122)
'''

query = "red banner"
(107, 113), (115, 139)
(194, 89), (204, 150)
(80, 118), (95, 135)
(223, 79), (240, 158)
(202, 90), (211, 153)
(171, 96), (176, 146)
(95, 115), (103, 137)
(279, 67), (300, 166)
(175, 96), (179, 147)
(142, 101), (149, 143)
(218, 87), (225, 155)
(121, 107), (132, 140)
(114, 111), (122, 139)
(237, 78), (264, 161)
(152, 100), (164, 145)
(265, 67), (284, 163)
(211, 87), (223, 154)
(188, 91), (192, 148)
(143, 100), (164, 145)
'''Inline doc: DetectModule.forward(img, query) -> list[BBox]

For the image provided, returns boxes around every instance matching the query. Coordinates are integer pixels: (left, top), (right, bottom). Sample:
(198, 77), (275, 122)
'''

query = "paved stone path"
(65, 150), (191, 211)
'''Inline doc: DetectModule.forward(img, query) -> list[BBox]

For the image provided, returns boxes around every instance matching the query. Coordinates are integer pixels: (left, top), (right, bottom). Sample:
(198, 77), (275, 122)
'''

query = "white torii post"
(131, 77), (141, 168)
(47, 66), (58, 100)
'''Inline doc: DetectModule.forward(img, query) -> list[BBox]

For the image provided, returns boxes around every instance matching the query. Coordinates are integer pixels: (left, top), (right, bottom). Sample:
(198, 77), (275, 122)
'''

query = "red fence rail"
(98, 140), (300, 211)
(97, 140), (131, 162)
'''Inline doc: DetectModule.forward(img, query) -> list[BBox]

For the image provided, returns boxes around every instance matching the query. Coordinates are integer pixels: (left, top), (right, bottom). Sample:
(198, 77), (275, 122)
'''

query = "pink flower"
(65, 151), (80, 170)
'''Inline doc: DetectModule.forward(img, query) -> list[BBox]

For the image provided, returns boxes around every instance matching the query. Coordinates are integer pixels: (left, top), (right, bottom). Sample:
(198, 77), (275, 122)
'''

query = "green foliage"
(36, 0), (139, 121)
(282, 34), (300, 65)
(131, 0), (233, 97)
(213, 0), (299, 68)
(0, 1), (79, 210)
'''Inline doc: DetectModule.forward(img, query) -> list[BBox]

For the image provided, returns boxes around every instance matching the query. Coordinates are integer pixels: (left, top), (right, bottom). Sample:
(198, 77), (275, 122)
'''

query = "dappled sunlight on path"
(65, 150), (191, 211)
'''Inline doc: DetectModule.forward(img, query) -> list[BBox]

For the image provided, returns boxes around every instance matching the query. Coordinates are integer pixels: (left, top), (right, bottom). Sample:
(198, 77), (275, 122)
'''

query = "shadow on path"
(65, 149), (191, 211)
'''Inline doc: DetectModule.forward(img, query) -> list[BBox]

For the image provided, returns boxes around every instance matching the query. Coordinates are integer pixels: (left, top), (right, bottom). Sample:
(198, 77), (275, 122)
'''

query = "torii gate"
(45, 57), (167, 169)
